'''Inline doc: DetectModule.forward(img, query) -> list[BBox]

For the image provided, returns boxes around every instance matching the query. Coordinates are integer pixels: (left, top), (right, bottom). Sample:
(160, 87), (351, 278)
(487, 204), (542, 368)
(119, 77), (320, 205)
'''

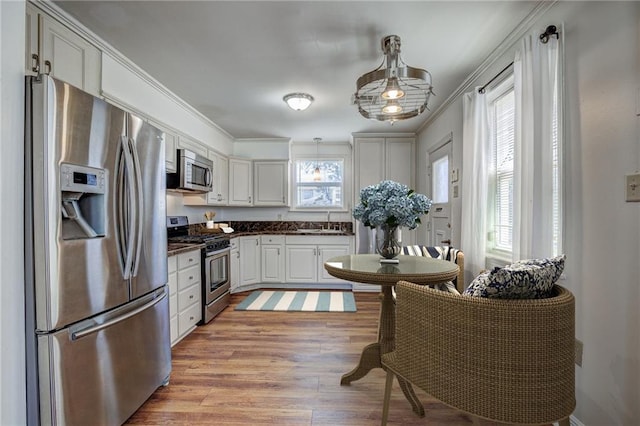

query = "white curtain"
(461, 26), (563, 277)
(461, 89), (490, 278)
(513, 27), (563, 259)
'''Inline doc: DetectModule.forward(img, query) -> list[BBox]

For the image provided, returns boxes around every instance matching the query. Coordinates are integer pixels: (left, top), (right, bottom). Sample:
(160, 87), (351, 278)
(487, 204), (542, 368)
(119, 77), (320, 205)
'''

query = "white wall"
(417, 2), (640, 424)
(0, 1), (26, 424)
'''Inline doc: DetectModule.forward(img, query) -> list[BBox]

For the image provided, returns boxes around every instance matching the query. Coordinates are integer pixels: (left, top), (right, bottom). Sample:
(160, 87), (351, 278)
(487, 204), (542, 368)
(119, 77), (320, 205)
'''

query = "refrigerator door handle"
(119, 136), (137, 280)
(129, 137), (144, 277)
(70, 290), (167, 340)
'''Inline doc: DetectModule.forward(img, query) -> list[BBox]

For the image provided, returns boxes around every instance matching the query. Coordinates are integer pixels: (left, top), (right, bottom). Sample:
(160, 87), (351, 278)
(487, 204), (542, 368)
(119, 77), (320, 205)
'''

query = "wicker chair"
(401, 245), (465, 292)
(381, 280), (575, 426)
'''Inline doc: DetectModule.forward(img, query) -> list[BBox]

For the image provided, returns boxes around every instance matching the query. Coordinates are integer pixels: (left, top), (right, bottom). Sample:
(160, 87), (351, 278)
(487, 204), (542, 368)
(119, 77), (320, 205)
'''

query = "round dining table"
(324, 253), (459, 417)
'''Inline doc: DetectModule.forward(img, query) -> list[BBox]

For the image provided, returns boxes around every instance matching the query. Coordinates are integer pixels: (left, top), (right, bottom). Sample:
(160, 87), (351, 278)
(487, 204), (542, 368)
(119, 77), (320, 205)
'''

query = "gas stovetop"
(167, 216), (230, 253)
(168, 234), (226, 244)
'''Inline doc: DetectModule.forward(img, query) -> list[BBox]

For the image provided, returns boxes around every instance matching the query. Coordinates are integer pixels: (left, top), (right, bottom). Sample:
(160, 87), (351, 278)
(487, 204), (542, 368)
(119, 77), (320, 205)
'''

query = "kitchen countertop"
(167, 230), (354, 256)
(167, 242), (205, 257)
(230, 229), (354, 238)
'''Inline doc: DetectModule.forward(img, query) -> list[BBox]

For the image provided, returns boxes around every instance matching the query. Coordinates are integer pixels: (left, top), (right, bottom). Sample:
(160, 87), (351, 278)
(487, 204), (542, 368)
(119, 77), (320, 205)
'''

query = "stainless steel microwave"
(166, 149), (213, 193)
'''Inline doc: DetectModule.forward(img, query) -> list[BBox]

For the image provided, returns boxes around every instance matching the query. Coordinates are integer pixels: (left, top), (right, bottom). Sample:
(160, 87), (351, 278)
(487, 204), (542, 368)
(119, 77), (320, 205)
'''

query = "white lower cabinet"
(318, 246), (351, 282)
(284, 236), (352, 284)
(168, 256), (178, 343)
(230, 238), (240, 293)
(230, 234), (354, 291)
(239, 236), (261, 286)
(168, 249), (201, 346)
(261, 235), (285, 283)
(285, 245), (317, 283)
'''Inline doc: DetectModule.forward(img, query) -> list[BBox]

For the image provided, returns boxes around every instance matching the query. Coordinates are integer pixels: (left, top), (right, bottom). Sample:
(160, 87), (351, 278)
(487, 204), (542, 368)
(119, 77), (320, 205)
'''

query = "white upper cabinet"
(229, 158), (253, 206)
(353, 135), (416, 248)
(26, 4), (101, 97)
(253, 160), (289, 206)
(207, 151), (229, 205)
(354, 136), (415, 190)
(384, 138), (415, 188)
(148, 119), (178, 173)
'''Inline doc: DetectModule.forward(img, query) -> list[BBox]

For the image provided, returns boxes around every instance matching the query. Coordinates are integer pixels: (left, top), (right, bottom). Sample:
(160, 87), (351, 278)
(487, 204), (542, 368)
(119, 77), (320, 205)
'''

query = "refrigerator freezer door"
(37, 288), (171, 425)
(127, 114), (168, 299)
(30, 76), (130, 331)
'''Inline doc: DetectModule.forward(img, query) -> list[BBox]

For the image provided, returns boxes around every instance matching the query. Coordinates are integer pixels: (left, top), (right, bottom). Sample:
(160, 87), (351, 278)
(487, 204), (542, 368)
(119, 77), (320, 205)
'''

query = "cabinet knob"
(189, 316), (194, 321)
(189, 295), (194, 299)
(189, 275), (193, 280)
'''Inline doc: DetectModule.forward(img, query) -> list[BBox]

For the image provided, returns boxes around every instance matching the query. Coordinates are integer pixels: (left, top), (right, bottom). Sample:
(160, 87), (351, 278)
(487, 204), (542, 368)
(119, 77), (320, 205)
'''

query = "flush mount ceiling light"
(283, 93), (314, 111)
(353, 35), (434, 123)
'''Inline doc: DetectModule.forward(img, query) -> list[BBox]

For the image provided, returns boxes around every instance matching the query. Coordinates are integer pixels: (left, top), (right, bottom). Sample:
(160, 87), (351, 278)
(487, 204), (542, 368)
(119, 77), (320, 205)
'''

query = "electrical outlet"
(575, 339), (583, 367)
(626, 174), (640, 202)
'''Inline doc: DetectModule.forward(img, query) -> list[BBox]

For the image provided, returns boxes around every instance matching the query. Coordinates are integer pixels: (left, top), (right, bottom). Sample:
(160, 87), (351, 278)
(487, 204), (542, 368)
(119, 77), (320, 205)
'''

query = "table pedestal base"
(340, 342), (425, 417)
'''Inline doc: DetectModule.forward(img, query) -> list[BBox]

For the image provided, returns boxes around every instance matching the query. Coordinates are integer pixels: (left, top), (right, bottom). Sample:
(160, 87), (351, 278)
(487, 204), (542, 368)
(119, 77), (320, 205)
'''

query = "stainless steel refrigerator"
(24, 75), (171, 425)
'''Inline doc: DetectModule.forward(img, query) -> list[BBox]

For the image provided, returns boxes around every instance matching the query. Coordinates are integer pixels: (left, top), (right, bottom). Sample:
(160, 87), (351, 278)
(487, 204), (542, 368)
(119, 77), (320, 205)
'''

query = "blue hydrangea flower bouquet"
(353, 180), (432, 259)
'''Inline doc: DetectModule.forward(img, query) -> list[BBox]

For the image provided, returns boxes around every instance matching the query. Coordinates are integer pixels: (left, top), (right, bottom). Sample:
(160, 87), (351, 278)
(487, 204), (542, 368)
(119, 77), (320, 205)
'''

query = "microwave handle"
(205, 167), (212, 188)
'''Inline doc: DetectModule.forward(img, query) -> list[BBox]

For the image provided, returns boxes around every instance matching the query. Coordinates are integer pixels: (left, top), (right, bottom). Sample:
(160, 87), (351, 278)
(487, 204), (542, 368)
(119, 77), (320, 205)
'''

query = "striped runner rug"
(235, 290), (356, 312)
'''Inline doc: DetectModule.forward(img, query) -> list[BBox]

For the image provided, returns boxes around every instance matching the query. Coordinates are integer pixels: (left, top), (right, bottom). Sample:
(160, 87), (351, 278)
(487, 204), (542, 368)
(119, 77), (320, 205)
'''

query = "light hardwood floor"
(124, 291), (496, 425)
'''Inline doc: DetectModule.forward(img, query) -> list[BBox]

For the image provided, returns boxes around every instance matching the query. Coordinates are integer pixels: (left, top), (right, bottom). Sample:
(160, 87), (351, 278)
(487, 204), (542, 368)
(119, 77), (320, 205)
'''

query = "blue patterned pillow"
(463, 255), (565, 299)
(511, 254), (565, 283)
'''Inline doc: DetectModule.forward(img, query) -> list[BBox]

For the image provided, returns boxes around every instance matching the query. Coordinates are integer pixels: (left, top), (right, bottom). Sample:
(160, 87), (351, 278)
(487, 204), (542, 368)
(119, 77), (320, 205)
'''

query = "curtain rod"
(478, 62), (514, 94)
(478, 24), (559, 94)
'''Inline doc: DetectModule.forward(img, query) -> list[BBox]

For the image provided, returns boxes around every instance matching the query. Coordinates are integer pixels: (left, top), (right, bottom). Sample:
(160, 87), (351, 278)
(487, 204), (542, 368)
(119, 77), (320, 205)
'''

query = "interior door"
(428, 141), (452, 247)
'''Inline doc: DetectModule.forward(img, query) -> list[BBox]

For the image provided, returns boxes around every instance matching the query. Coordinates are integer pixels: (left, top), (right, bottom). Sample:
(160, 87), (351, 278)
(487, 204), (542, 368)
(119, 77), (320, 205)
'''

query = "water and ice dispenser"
(60, 163), (106, 239)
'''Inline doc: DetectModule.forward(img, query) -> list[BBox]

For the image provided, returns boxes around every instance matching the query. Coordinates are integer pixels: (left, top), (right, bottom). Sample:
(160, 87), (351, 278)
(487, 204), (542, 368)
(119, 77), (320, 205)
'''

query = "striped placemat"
(235, 290), (356, 312)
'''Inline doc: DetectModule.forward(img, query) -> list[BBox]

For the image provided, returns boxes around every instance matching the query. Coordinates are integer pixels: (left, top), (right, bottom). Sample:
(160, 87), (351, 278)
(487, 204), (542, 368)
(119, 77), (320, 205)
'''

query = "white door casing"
(427, 135), (453, 247)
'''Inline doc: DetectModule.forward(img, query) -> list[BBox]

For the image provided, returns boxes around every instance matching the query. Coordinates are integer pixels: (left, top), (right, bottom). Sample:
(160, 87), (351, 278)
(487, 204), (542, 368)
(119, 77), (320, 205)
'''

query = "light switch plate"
(451, 168), (459, 183)
(626, 173), (640, 202)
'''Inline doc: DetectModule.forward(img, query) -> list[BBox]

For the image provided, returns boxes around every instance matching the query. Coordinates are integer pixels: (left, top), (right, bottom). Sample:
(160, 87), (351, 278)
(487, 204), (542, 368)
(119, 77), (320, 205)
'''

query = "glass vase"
(376, 224), (402, 259)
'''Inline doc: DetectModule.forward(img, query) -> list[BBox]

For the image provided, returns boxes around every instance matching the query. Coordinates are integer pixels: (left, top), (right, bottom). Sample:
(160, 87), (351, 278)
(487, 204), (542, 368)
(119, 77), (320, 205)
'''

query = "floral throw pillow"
(463, 255), (565, 299)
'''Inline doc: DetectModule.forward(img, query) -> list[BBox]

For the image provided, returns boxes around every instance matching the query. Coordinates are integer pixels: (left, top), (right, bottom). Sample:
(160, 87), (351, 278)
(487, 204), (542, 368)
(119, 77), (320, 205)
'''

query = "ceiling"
(53, 1), (539, 143)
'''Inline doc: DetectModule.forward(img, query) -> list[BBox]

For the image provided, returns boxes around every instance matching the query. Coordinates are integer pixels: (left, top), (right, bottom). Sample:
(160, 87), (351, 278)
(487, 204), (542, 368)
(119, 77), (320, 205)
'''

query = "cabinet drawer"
(178, 284), (200, 312)
(177, 265), (201, 291)
(178, 303), (201, 336)
(261, 235), (285, 244)
(170, 292), (178, 316)
(178, 250), (201, 269)
(168, 271), (177, 295)
(168, 256), (177, 273)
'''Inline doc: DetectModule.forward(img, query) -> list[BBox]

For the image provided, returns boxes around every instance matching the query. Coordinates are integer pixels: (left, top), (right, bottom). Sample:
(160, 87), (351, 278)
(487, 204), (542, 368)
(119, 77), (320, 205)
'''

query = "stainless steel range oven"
(167, 216), (231, 324)
(202, 237), (231, 323)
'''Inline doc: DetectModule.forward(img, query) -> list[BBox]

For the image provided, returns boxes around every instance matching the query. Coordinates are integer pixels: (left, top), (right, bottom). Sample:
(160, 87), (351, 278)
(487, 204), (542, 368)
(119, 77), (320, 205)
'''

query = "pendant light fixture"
(353, 35), (434, 123)
(313, 137), (322, 181)
(283, 93), (314, 111)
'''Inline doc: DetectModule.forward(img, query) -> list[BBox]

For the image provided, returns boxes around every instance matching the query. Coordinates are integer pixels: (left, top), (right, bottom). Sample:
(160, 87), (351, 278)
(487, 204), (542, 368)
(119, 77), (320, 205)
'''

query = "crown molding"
(30, 0), (234, 141)
(416, 1), (557, 133)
